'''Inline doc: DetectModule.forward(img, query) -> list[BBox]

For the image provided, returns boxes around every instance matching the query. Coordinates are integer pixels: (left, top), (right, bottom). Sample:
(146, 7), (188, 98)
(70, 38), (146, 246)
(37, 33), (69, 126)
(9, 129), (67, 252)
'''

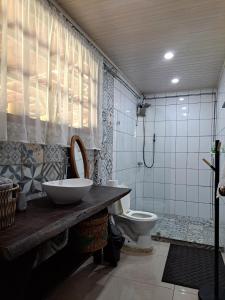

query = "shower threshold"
(151, 214), (225, 252)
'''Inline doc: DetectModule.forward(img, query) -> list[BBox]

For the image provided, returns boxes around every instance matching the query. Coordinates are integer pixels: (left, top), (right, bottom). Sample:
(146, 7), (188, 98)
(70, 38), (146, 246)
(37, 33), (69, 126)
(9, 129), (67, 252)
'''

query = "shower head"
(137, 102), (151, 109)
(137, 102), (151, 117)
(142, 103), (151, 108)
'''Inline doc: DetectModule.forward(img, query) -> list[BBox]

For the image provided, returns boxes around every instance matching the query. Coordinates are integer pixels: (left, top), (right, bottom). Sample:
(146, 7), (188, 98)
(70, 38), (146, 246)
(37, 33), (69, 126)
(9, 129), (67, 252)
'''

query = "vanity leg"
(93, 249), (103, 264)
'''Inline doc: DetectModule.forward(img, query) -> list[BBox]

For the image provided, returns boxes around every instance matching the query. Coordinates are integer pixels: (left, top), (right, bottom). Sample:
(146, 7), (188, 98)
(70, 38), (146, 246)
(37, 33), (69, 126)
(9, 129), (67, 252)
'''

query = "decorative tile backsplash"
(43, 145), (67, 163)
(0, 143), (64, 198)
(0, 142), (96, 200)
(21, 144), (44, 164)
(21, 163), (43, 194)
(0, 164), (21, 183)
(0, 142), (22, 165)
(42, 162), (66, 182)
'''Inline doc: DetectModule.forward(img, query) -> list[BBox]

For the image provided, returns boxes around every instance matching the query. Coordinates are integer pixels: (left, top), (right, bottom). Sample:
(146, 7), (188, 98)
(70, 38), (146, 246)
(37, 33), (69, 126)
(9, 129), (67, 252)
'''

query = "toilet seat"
(123, 210), (158, 222)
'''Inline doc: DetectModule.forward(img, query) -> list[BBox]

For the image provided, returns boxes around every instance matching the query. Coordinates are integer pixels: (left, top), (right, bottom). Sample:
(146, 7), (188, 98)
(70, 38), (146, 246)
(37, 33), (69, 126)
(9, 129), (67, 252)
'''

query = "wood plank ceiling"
(56, 0), (225, 94)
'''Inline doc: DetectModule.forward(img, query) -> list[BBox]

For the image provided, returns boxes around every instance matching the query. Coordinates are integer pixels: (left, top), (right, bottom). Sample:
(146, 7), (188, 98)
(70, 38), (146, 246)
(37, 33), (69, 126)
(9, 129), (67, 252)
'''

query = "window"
(0, 0), (103, 148)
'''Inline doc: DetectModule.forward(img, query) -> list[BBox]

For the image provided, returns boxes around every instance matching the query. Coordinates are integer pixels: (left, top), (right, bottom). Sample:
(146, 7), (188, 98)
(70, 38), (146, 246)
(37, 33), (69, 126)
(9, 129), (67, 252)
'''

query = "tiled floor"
(152, 214), (225, 250)
(47, 241), (200, 300)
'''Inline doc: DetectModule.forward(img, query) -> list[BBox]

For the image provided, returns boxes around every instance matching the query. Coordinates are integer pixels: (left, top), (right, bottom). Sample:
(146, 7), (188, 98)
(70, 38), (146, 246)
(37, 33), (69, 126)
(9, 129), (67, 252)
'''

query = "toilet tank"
(121, 193), (131, 213)
(108, 185), (130, 215)
(108, 199), (123, 215)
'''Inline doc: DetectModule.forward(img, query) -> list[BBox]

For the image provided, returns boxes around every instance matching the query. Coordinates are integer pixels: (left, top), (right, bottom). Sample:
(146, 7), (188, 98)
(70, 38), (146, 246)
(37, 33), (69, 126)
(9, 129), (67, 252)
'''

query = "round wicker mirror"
(70, 135), (90, 178)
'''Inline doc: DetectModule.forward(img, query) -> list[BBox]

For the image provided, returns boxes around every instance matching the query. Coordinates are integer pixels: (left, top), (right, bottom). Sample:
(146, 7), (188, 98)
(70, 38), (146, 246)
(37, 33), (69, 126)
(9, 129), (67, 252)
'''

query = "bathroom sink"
(42, 178), (93, 205)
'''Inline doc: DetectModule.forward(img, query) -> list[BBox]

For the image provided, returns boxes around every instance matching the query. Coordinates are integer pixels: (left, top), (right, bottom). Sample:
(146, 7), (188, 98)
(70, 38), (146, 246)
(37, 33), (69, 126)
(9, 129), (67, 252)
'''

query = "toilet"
(111, 190), (158, 251)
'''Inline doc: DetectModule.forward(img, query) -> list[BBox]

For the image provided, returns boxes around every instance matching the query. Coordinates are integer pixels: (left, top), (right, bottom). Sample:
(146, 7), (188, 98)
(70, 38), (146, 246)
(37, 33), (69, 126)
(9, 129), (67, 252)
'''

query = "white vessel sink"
(42, 178), (93, 205)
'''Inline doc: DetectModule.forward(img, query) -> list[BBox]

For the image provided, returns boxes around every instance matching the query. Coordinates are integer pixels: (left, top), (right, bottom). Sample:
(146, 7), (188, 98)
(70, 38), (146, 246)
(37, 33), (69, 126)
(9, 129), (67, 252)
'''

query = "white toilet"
(111, 191), (158, 251)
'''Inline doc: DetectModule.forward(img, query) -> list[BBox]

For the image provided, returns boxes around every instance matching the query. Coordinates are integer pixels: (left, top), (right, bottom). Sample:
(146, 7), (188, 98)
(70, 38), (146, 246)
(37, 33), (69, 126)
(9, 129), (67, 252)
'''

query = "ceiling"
(56, 0), (225, 94)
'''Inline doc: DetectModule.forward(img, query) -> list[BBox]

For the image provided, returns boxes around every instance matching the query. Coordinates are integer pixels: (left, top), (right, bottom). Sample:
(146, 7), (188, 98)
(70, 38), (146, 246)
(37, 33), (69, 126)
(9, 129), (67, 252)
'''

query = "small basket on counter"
(0, 177), (19, 230)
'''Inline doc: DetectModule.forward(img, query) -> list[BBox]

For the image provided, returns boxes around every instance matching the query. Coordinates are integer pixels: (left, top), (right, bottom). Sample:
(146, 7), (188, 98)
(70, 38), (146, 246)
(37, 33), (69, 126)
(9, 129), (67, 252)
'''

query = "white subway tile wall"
(216, 65), (225, 225)
(112, 79), (138, 208)
(137, 90), (216, 219)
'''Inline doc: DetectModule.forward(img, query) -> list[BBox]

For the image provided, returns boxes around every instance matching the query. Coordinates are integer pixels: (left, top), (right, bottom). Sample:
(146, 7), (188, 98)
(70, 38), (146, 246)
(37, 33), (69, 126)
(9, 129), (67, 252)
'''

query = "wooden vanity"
(0, 186), (131, 300)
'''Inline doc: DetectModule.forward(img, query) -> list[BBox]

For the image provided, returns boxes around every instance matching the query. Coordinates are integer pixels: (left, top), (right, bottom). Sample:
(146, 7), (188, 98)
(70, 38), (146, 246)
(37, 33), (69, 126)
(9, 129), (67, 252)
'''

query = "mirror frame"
(70, 135), (90, 179)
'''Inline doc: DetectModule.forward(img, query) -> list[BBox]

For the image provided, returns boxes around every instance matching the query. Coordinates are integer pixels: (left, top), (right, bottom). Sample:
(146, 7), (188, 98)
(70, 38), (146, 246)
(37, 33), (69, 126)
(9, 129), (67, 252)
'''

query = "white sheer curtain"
(0, 0), (103, 148)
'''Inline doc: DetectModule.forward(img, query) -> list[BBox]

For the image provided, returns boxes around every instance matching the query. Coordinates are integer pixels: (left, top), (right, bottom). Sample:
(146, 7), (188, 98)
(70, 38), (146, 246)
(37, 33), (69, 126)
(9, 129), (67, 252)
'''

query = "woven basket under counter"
(72, 209), (108, 253)
(0, 184), (19, 230)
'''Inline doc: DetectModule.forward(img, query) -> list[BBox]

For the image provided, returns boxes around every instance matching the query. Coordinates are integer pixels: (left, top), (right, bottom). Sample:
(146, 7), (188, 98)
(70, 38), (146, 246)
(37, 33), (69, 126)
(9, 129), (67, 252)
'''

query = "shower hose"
(142, 117), (156, 168)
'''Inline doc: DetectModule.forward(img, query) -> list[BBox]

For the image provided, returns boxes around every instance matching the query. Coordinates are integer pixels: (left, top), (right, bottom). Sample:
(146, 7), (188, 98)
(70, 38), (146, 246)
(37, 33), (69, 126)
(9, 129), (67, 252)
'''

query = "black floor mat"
(162, 244), (225, 290)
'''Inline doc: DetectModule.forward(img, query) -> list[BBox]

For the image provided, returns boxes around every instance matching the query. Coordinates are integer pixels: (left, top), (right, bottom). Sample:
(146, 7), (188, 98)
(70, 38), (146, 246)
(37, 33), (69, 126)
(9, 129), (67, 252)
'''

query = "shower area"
(136, 90), (221, 247)
(113, 77), (225, 249)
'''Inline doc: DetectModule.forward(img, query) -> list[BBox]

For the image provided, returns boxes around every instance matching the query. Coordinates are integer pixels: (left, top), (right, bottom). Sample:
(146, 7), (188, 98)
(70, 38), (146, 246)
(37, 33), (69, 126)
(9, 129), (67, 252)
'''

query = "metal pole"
(214, 140), (221, 300)
(198, 140), (225, 300)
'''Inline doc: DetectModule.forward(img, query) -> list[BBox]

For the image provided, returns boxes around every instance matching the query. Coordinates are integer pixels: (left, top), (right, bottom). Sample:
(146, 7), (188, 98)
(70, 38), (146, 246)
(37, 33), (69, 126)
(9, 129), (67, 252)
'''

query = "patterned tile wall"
(94, 69), (114, 185)
(0, 142), (96, 200)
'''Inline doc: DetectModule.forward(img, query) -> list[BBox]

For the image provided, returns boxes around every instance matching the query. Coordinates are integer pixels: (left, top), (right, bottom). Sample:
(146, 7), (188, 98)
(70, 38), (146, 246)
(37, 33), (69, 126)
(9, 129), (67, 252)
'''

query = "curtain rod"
(104, 64), (141, 99)
(47, 0), (141, 99)
(144, 92), (216, 100)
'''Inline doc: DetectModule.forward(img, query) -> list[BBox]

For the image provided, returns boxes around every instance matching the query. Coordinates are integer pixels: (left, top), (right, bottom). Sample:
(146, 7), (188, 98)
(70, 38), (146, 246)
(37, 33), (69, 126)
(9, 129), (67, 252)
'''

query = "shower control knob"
(137, 162), (143, 167)
(219, 186), (225, 196)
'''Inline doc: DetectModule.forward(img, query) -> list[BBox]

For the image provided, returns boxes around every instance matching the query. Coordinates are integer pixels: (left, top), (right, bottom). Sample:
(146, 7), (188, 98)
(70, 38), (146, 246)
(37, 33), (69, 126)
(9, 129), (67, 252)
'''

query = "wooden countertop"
(0, 186), (131, 261)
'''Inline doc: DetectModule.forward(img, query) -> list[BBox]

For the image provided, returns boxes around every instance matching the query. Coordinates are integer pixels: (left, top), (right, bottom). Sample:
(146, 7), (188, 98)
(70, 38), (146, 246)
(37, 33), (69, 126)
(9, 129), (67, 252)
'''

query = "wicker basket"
(0, 184), (19, 230)
(73, 209), (108, 253)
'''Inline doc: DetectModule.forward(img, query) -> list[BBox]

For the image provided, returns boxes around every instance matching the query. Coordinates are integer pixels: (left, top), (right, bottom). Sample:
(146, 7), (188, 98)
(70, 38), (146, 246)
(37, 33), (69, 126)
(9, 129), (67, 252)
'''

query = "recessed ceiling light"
(164, 51), (174, 60)
(182, 106), (187, 110)
(179, 97), (184, 101)
(171, 78), (179, 84)
(182, 112), (187, 117)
